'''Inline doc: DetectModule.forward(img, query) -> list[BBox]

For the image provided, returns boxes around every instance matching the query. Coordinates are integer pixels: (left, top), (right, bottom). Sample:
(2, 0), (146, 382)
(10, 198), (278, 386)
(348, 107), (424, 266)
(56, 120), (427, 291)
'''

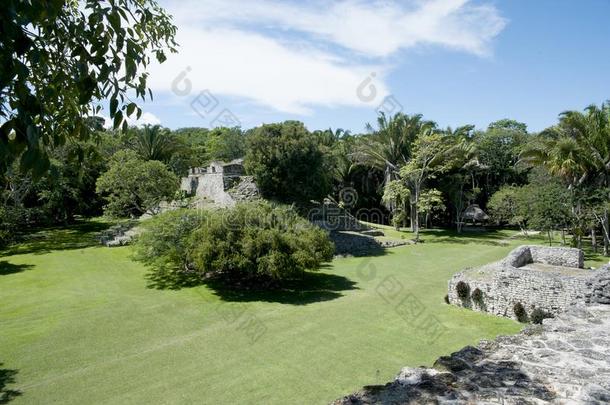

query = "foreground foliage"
(0, 0), (177, 175)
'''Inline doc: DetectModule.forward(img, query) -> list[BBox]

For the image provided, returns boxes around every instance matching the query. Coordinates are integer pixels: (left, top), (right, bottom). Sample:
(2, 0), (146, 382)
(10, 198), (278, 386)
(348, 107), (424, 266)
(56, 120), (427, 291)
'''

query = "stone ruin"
(448, 245), (610, 320)
(180, 159), (260, 208)
(334, 304), (610, 404)
(306, 198), (408, 256)
(334, 247), (610, 404)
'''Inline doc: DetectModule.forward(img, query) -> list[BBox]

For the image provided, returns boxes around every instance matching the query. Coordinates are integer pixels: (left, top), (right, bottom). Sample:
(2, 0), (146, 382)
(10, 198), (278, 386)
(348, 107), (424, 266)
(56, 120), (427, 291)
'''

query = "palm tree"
(354, 113), (436, 227)
(523, 102), (610, 255)
(356, 113), (436, 185)
(129, 124), (178, 162)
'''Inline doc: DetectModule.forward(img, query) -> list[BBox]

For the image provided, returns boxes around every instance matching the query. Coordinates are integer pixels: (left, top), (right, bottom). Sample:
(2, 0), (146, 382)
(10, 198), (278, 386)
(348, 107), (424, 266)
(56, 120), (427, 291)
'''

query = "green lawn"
(2, 222), (600, 404)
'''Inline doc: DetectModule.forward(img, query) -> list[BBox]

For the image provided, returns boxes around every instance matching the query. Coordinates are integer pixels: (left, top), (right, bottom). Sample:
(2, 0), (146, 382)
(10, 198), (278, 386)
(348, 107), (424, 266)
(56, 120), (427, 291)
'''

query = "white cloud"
(149, 0), (506, 114)
(102, 112), (162, 129)
(132, 112), (162, 126)
(149, 27), (389, 114)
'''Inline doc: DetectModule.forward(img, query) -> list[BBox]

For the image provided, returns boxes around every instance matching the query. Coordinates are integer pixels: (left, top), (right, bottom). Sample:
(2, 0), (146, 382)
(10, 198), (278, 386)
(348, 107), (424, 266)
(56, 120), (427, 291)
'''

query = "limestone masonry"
(333, 246), (610, 403)
(180, 159), (259, 208)
(333, 304), (610, 404)
(447, 245), (610, 320)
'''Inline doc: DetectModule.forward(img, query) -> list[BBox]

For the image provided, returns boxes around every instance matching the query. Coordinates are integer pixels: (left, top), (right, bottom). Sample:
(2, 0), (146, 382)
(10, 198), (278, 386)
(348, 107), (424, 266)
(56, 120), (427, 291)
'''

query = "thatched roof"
(462, 204), (489, 222)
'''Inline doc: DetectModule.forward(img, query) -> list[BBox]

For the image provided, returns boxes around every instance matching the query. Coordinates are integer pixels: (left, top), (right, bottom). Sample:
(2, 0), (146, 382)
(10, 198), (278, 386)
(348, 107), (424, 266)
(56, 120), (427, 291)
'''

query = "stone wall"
(502, 245), (584, 268)
(448, 245), (608, 320)
(586, 268), (610, 305)
(448, 266), (599, 319)
(528, 245), (584, 268)
(181, 167), (259, 208)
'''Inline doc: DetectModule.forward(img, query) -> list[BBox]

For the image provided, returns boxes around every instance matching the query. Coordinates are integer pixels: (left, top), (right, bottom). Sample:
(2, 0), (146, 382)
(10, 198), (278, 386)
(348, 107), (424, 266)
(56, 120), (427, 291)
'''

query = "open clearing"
(1, 223), (578, 404)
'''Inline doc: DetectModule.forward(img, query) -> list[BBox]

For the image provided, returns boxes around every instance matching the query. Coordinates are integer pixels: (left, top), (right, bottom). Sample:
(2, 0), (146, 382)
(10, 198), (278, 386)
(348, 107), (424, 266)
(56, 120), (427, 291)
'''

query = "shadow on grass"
(0, 220), (112, 257)
(341, 346), (554, 403)
(146, 266), (359, 305)
(207, 270), (359, 305)
(0, 261), (34, 276)
(420, 228), (514, 247)
(0, 364), (21, 404)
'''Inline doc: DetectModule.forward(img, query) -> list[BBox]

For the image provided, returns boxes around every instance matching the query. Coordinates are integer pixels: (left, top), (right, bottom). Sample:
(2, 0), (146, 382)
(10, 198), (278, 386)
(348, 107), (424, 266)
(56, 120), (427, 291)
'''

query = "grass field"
(0, 222), (604, 404)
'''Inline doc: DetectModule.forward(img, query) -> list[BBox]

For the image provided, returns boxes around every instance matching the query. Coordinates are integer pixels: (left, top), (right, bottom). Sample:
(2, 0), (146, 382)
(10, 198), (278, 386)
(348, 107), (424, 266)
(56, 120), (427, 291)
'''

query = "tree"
(418, 189), (446, 228)
(382, 179), (410, 230)
(127, 125), (178, 163)
(474, 123), (528, 201)
(96, 150), (178, 217)
(0, 0), (177, 176)
(488, 186), (529, 234)
(488, 119), (528, 133)
(524, 102), (610, 255)
(244, 121), (331, 204)
(356, 113), (435, 186)
(204, 127), (246, 162)
(527, 181), (571, 246)
(399, 131), (450, 241)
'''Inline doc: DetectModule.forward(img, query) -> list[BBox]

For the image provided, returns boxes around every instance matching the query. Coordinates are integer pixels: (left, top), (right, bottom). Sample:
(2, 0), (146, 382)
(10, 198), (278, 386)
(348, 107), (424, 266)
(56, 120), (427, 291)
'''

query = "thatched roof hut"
(462, 204), (489, 223)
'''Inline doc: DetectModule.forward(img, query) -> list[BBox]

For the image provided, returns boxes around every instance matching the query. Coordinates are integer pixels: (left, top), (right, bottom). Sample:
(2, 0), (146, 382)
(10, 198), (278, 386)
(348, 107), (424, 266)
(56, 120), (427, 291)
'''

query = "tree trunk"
(561, 229), (566, 245)
(592, 228), (597, 253)
(547, 230), (552, 246)
(602, 209), (610, 257)
(413, 202), (420, 242)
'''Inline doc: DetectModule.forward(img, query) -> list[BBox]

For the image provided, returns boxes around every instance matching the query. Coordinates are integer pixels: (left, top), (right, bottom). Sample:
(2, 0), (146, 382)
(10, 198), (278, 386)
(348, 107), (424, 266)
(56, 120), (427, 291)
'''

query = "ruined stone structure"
(180, 159), (259, 208)
(333, 304), (610, 404)
(334, 247), (610, 404)
(447, 245), (610, 320)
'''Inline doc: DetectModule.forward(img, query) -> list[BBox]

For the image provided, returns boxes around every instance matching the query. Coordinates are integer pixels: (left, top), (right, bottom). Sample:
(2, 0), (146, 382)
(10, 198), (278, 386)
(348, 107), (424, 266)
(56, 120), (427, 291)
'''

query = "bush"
(188, 202), (334, 286)
(134, 201), (335, 289)
(456, 281), (470, 299)
(471, 288), (483, 303)
(513, 302), (527, 322)
(133, 209), (206, 287)
(444, 294), (450, 304)
(530, 308), (553, 324)
(0, 204), (28, 248)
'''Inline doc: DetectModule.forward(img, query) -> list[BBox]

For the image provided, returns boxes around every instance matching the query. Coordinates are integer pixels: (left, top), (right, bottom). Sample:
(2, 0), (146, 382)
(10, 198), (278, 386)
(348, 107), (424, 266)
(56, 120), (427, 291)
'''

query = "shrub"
(513, 302), (527, 322)
(456, 281), (470, 299)
(530, 308), (553, 324)
(444, 294), (450, 304)
(188, 202), (335, 286)
(133, 209), (206, 288)
(134, 201), (335, 289)
(471, 288), (483, 303)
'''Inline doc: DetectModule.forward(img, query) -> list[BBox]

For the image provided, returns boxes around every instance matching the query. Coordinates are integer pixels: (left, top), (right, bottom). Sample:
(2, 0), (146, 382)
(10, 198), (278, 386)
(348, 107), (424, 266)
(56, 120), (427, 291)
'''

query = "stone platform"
(447, 245), (610, 320)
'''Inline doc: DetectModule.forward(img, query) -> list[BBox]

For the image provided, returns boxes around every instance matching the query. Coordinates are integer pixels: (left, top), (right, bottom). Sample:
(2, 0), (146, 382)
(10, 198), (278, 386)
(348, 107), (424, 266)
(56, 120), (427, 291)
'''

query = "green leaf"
(113, 111), (123, 129)
(110, 97), (118, 115)
(107, 10), (121, 32)
(126, 102), (136, 117)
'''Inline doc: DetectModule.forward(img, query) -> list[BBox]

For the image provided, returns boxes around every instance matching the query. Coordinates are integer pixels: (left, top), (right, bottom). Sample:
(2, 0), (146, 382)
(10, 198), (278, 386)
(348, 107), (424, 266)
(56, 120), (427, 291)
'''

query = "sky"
(131, 0), (610, 134)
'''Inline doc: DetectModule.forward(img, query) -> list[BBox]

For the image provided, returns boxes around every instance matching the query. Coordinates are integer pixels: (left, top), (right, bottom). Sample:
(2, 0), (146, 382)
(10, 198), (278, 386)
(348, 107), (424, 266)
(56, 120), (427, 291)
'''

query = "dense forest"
(1, 102), (608, 255)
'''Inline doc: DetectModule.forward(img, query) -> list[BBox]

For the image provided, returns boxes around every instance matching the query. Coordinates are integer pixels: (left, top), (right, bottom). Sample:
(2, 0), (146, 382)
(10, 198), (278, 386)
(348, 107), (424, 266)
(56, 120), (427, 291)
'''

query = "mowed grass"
(3, 222), (592, 404)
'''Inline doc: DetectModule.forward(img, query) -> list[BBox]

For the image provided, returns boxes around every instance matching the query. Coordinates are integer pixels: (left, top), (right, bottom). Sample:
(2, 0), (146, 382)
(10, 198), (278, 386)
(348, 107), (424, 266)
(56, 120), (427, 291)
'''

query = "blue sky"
(134, 0), (610, 134)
